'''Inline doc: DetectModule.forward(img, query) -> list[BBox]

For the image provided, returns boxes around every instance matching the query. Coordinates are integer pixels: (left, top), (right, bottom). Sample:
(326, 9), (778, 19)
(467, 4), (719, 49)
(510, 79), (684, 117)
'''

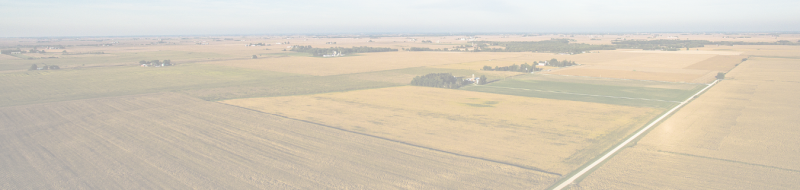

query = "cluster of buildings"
(459, 74), (482, 84)
(322, 51), (343, 57)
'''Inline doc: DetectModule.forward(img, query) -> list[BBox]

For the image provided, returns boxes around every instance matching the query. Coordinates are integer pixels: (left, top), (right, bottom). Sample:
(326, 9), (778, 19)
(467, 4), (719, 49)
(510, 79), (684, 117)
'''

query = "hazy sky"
(1, 0), (799, 37)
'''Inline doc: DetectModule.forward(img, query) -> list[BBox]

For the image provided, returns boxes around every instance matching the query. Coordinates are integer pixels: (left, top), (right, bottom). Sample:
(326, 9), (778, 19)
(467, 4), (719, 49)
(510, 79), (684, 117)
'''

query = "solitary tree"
(29, 64), (38, 70)
(252, 55), (257, 59)
(479, 75), (487, 85)
(716, 72), (726, 79)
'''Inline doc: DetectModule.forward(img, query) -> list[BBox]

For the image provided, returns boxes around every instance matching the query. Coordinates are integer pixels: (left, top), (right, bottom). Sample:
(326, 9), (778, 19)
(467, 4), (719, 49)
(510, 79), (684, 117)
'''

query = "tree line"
(481, 58), (576, 73)
(139, 60), (172, 66)
(28, 64), (60, 70)
(291, 46), (397, 57)
(613, 39), (800, 51)
(410, 73), (487, 89)
(546, 59), (577, 67)
(405, 39), (799, 54)
(483, 63), (541, 72)
(478, 39), (616, 54)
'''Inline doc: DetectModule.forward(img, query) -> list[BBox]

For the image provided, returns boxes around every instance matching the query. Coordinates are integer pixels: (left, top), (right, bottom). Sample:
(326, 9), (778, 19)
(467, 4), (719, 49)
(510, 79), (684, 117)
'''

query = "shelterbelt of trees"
(410, 73), (486, 89)
(612, 39), (799, 51)
(483, 63), (540, 72)
(482, 59), (575, 73)
(404, 39), (800, 54)
(291, 46), (398, 57)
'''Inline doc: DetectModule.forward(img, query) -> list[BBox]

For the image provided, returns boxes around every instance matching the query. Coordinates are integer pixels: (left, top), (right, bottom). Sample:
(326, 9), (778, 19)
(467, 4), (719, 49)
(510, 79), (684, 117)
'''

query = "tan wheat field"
(221, 86), (662, 175)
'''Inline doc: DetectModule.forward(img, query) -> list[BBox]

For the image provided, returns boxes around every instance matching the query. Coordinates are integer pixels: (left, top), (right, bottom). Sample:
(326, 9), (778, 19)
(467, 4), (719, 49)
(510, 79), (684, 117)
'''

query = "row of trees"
(291, 46), (398, 57)
(0, 49), (47, 54)
(28, 64), (59, 70)
(481, 59), (576, 72)
(139, 60), (172, 66)
(477, 39), (616, 54)
(547, 59), (577, 67)
(483, 63), (542, 72)
(404, 47), (436, 51)
(612, 40), (708, 50)
(2, 47), (63, 54)
(612, 39), (799, 51)
(410, 73), (483, 89)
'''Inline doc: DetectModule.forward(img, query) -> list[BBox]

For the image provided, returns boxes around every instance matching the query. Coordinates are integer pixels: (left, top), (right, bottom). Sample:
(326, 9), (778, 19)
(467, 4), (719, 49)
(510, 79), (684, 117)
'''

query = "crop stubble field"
(221, 86), (663, 175)
(573, 54), (800, 189)
(0, 93), (559, 189)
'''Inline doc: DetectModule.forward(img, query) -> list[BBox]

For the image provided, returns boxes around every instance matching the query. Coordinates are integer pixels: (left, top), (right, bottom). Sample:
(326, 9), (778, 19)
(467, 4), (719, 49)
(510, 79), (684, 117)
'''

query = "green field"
(461, 74), (706, 108)
(0, 64), (397, 107)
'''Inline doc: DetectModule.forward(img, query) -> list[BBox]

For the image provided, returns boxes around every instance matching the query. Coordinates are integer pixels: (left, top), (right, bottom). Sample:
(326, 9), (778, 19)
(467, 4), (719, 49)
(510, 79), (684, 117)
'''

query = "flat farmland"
(549, 66), (717, 83)
(684, 55), (748, 71)
(341, 66), (522, 84)
(572, 53), (800, 189)
(0, 93), (558, 189)
(573, 148), (800, 189)
(432, 49), (735, 83)
(461, 74), (705, 108)
(0, 64), (395, 107)
(437, 50), (732, 70)
(0, 54), (20, 61)
(701, 45), (800, 59)
(0, 49), (236, 71)
(221, 86), (663, 175)
(541, 50), (739, 83)
(202, 51), (531, 76)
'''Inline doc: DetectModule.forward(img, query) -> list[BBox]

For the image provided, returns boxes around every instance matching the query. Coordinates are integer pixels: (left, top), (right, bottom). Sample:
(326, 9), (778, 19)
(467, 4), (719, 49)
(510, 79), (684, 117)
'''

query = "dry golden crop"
(574, 148), (800, 190)
(572, 53), (800, 189)
(684, 55), (748, 71)
(221, 86), (662, 174)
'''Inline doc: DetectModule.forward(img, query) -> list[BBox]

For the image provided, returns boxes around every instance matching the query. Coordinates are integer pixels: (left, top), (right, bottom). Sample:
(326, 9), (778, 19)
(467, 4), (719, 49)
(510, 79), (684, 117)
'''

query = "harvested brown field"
(0, 93), (558, 189)
(221, 86), (663, 175)
(684, 55), (748, 71)
(203, 51), (530, 76)
(572, 55), (800, 189)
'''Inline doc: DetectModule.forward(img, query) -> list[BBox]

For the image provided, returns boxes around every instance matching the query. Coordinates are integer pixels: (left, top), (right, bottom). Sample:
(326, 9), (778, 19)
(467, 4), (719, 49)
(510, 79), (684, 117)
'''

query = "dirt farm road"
(550, 79), (719, 190)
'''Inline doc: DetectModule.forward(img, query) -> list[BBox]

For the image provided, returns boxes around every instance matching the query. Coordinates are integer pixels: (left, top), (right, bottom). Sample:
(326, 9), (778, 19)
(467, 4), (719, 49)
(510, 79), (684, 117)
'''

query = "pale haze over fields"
(2, 0), (800, 37)
(2, 0), (800, 189)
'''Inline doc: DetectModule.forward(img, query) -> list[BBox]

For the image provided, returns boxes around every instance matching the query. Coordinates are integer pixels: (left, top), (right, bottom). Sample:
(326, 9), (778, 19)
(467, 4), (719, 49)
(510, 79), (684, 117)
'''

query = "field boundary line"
(538, 73), (708, 85)
(213, 102), (564, 177)
(550, 79), (719, 190)
(477, 85), (681, 103)
(656, 150), (800, 173)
